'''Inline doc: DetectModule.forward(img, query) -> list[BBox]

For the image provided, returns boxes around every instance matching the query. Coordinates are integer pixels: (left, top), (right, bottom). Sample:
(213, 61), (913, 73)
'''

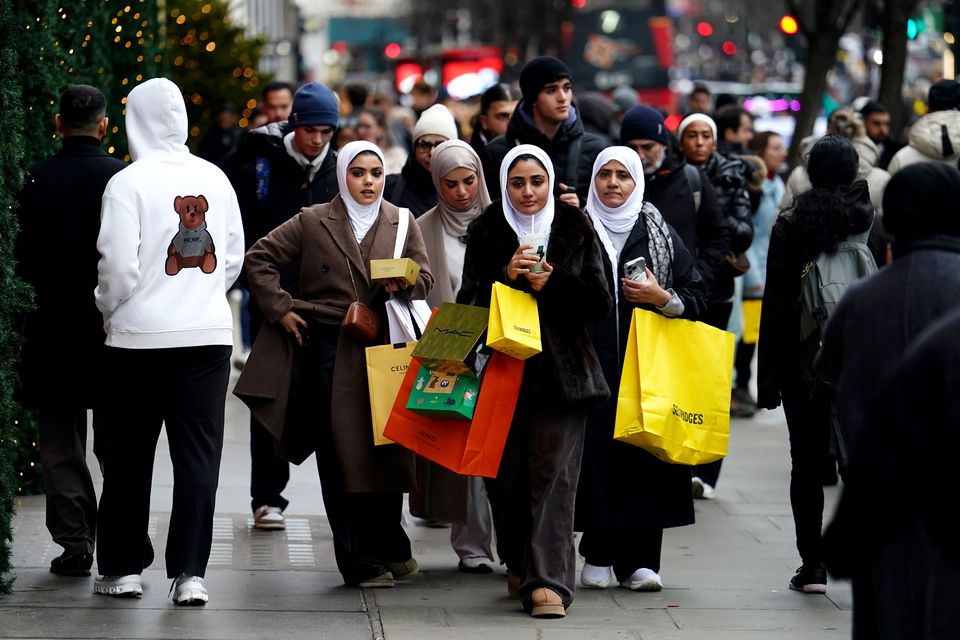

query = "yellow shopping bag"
(614, 309), (735, 465)
(365, 342), (416, 445)
(741, 299), (762, 345)
(487, 281), (542, 360)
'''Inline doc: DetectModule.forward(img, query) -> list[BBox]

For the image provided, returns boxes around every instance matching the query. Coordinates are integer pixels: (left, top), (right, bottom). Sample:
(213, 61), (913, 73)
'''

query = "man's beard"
(642, 146), (666, 176)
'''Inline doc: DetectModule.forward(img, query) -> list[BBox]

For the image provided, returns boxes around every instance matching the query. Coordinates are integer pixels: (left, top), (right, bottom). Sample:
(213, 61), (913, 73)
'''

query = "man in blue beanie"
(480, 56), (605, 206)
(231, 81), (341, 532)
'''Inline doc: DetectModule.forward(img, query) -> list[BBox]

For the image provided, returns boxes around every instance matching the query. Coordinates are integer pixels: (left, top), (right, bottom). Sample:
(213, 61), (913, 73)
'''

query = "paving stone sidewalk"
(0, 372), (851, 639)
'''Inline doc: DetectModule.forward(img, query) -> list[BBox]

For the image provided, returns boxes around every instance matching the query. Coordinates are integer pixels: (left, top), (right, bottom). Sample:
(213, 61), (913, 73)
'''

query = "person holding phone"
(457, 144), (612, 618)
(576, 146), (705, 592)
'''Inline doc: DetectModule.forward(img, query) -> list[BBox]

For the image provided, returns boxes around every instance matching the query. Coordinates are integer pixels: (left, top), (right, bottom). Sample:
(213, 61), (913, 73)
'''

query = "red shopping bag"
(384, 351), (524, 477)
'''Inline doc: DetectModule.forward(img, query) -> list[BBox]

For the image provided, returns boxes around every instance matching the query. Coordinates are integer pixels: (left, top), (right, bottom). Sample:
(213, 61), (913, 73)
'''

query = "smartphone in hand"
(624, 256), (648, 281)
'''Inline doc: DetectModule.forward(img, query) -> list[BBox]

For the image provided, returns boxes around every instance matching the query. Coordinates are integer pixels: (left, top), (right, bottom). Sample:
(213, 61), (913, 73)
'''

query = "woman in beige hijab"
(412, 139), (495, 573)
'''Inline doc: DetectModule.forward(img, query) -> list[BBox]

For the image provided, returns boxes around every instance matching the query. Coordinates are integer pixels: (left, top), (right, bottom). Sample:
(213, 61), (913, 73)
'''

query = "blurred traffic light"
(384, 42), (402, 59)
(696, 21), (713, 37)
(722, 41), (737, 55)
(779, 15), (799, 35)
(571, 0), (586, 8)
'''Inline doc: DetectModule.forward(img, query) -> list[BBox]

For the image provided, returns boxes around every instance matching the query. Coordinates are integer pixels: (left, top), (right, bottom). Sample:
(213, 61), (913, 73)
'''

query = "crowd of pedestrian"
(16, 55), (960, 636)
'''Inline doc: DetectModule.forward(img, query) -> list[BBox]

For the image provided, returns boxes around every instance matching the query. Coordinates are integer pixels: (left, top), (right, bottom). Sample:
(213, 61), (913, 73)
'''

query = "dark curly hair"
(790, 135), (860, 260)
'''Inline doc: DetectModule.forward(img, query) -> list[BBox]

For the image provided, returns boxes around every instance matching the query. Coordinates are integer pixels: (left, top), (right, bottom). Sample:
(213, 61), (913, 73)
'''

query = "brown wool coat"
(234, 195), (433, 493)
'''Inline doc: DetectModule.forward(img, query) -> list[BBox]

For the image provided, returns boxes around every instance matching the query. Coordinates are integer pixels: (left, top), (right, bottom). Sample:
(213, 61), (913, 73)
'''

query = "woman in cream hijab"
(412, 140), (496, 573)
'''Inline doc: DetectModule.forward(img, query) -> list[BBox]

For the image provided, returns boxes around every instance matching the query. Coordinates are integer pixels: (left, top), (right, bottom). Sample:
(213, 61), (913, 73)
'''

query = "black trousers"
(96, 345), (230, 578)
(781, 378), (833, 568)
(485, 392), (586, 610)
(692, 301), (733, 487)
(735, 341), (756, 390)
(248, 310), (290, 512)
(39, 408), (101, 555)
(300, 324), (411, 585)
(579, 529), (663, 582)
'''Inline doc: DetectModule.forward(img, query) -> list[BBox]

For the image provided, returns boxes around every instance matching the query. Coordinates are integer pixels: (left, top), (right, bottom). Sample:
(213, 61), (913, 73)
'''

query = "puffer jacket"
(481, 101), (607, 205)
(703, 152), (754, 254)
(887, 109), (960, 174)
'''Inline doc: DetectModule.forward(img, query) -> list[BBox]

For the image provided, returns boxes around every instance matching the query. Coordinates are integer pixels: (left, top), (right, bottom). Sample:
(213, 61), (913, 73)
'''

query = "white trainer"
(253, 505), (285, 530)
(94, 574), (143, 598)
(691, 477), (716, 500)
(580, 563), (616, 589)
(171, 574), (208, 606)
(620, 568), (663, 592)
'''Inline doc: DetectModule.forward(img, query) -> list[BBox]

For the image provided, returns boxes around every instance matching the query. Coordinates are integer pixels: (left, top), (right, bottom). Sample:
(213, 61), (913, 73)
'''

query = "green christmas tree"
(167, 0), (272, 148)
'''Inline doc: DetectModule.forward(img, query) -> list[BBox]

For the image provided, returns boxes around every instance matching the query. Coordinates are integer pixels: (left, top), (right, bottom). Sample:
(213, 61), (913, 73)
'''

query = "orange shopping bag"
(383, 351), (524, 477)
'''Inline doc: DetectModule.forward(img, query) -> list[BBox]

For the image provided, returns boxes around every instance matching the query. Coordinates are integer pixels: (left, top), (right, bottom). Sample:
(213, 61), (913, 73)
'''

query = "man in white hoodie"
(93, 78), (244, 605)
(887, 80), (960, 175)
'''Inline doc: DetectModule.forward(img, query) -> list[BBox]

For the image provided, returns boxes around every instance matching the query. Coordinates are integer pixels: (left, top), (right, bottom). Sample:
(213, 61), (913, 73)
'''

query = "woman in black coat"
(457, 144), (612, 619)
(575, 147), (706, 592)
(757, 135), (875, 595)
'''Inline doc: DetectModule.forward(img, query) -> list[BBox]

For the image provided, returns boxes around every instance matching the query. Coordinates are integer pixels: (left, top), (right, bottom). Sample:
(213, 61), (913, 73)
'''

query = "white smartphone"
(624, 256), (648, 281)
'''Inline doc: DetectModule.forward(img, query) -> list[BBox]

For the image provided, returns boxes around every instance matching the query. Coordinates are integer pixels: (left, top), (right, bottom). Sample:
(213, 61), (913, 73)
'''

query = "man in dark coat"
(619, 106), (730, 305)
(231, 82), (340, 531)
(823, 307), (960, 639)
(481, 56), (606, 206)
(676, 113), (755, 496)
(16, 85), (126, 576)
(384, 104), (458, 216)
(817, 163), (960, 459)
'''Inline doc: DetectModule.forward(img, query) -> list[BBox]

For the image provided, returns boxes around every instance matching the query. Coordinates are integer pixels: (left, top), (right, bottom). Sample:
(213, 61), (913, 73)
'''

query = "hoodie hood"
(125, 78), (189, 161)
(907, 109), (960, 160)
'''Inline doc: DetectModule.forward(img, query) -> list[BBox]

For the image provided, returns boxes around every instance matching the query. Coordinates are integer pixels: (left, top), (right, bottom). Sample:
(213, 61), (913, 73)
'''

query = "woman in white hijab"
(575, 146), (705, 593)
(410, 140), (497, 572)
(456, 144), (613, 619)
(239, 141), (433, 589)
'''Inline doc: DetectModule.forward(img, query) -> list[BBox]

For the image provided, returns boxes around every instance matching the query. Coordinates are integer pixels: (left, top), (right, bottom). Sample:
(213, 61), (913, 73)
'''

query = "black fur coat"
(457, 199), (613, 408)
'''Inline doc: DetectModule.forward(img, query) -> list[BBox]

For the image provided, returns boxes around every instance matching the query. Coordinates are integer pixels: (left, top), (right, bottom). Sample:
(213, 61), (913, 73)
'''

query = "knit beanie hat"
(620, 105), (669, 145)
(928, 80), (960, 112)
(288, 83), (340, 128)
(519, 56), (571, 107)
(412, 104), (458, 143)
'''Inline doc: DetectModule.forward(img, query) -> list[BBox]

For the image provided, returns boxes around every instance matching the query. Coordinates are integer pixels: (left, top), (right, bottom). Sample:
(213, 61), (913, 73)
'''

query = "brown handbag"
(340, 258), (381, 344)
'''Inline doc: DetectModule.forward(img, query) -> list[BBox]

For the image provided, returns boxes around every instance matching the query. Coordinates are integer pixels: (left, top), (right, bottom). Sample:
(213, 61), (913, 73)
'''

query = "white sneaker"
(620, 568), (663, 591)
(691, 477), (716, 500)
(253, 505), (285, 530)
(94, 574), (143, 598)
(580, 563), (616, 589)
(171, 574), (208, 606)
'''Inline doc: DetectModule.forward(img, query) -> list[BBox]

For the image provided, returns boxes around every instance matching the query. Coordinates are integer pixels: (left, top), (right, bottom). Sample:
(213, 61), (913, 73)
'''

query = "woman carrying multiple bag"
(237, 139), (723, 618)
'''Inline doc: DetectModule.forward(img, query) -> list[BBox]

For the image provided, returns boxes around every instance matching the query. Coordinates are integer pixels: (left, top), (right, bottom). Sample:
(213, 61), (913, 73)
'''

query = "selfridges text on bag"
(615, 309), (735, 465)
(487, 281), (542, 360)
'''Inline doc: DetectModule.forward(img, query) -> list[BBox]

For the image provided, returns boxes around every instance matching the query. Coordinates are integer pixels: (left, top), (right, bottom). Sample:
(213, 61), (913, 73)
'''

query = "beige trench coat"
(234, 195), (433, 493)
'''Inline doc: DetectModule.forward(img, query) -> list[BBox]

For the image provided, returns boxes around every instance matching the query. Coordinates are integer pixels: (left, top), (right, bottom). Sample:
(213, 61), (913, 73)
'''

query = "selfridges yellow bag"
(741, 299), (762, 345)
(486, 282), (542, 360)
(614, 309), (735, 465)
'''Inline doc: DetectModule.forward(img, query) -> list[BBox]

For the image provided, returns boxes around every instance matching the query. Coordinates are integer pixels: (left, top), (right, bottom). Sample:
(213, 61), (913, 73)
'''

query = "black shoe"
(50, 552), (93, 577)
(730, 388), (757, 418)
(789, 564), (827, 594)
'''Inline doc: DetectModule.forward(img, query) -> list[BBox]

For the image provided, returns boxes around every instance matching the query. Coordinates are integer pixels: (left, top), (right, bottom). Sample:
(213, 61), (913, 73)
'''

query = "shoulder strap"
(393, 207), (411, 259)
(565, 136), (583, 190)
(683, 164), (701, 211)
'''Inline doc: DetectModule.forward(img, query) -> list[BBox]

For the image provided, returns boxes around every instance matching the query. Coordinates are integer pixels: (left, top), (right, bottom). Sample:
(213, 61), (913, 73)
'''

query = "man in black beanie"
(887, 80), (960, 174)
(480, 56), (605, 206)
